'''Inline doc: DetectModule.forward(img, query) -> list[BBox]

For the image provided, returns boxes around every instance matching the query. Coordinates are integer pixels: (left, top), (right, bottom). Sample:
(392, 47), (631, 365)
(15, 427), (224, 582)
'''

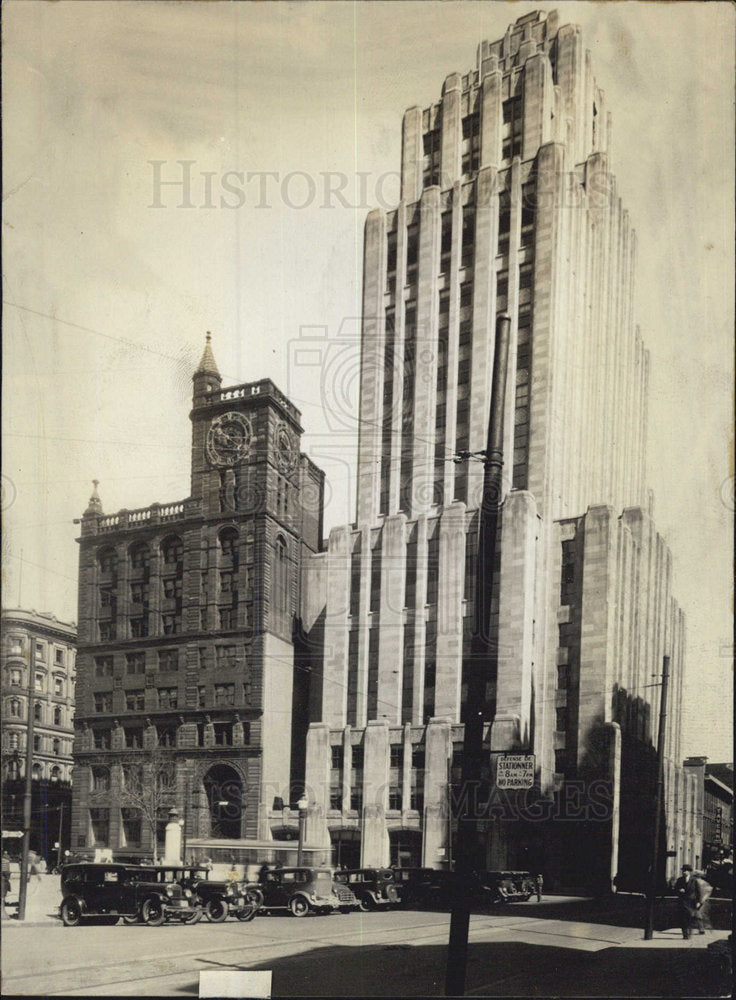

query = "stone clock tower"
(70, 334), (325, 860)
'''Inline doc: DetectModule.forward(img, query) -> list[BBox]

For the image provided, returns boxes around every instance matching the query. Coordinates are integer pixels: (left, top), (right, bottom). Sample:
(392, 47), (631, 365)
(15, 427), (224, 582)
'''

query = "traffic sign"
(496, 754), (535, 789)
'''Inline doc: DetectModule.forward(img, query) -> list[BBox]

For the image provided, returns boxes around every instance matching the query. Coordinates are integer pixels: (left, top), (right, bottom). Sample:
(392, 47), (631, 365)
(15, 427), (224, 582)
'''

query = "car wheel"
(141, 898), (166, 926)
(235, 902), (257, 922)
(60, 899), (82, 927)
(358, 896), (373, 913)
(289, 896), (310, 917)
(205, 898), (229, 923)
(245, 887), (264, 909)
(182, 908), (202, 925)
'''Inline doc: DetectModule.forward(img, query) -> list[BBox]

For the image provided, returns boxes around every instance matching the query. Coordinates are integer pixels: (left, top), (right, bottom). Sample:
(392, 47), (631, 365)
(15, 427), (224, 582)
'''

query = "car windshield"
(315, 872), (331, 881)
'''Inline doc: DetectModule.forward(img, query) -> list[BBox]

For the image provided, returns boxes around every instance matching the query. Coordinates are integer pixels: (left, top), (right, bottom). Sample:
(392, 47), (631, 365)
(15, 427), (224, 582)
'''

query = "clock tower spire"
(193, 331), (222, 405)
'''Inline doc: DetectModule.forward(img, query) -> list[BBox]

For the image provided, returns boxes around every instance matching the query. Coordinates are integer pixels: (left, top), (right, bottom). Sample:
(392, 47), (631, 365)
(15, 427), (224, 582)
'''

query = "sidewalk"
(2, 873), (61, 925)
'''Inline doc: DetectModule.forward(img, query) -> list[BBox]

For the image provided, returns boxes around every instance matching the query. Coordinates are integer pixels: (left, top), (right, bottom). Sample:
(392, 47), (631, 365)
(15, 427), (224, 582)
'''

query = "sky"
(2, 0), (733, 761)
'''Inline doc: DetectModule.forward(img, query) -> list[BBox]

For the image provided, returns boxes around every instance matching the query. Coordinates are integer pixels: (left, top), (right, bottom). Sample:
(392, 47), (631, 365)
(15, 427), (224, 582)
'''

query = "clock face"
(206, 412), (253, 467)
(274, 422), (298, 474)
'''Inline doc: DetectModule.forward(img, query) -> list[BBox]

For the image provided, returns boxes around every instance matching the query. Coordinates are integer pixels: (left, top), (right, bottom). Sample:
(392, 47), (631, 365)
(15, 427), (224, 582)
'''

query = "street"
(2, 883), (730, 997)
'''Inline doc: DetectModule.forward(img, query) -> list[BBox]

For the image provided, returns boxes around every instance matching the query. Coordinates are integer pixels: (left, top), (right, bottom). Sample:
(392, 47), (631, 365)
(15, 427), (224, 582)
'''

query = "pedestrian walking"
(674, 864), (708, 939)
(692, 871), (713, 934)
(2, 851), (11, 902)
(535, 873), (543, 902)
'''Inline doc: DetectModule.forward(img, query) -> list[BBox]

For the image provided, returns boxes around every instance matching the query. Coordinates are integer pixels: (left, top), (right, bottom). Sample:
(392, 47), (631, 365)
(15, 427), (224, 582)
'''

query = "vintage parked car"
(333, 868), (399, 911)
(149, 866), (259, 922)
(391, 867), (447, 909)
(59, 862), (201, 926)
(478, 870), (536, 903)
(254, 866), (358, 917)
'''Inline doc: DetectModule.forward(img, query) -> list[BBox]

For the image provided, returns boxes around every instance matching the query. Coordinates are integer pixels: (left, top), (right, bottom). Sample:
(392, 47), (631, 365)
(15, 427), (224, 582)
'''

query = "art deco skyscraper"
(301, 9), (698, 886)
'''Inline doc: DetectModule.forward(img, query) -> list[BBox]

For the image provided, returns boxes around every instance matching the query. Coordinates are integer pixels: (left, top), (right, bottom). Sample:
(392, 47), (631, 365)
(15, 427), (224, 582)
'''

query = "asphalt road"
(2, 902), (730, 998)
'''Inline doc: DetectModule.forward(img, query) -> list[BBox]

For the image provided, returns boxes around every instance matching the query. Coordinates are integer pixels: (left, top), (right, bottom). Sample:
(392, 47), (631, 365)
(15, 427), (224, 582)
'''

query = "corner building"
(300, 9), (699, 887)
(70, 339), (324, 859)
(2, 609), (77, 861)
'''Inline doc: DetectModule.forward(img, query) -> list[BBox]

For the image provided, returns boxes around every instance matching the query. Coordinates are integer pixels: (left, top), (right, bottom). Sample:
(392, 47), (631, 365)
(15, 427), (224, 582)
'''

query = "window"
(157, 687), (178, 710)
(34, 703), (42, 722)
(129, 543), (149, 571)
(92, 766), (110, 791)
(32, 763), (42, 780)
(461, 112), (480, 175)
(35, 642), (46, 661)
(99, 622), (116, 641)
(461, 206), (475, 268)
(158, 649), (179, 672)
(331, 745), (344, 771)
(8, 732), (20, 750)
(214, 683), (235, 707)
(440, 211), (452, 264)
(162, 614), (179, 635)
(161, 536), (183, 566)
(213, 723), (232, 746)
(130, 582), (148, 604)
(390, 744), (403, 769)
(52, 738), (61, 755)
(351, 745), (364, 770)
(94, 692), (112, 713)
(34, 735), (41, 752)
(55, 648), (65, 666)
(411, 745), (425, 769)
(273, 535), (289, 627)
(126, 652), (145, 675)
(35, 673), (45, 693)
(163, 577), (182, 600)
(100, 588), (115, 608)
(9, 699), (21, 718)
(556, 707), (567, 732)
(9, 668), (23, 687)
(219, 608), (233, 630)
(54, 706), (62, 725)
(219, 529), (239, 564)
(422, 128), (441, 187)
(95, 656), (114, 677)
(125, 690), (145, 711)
(350, 789), (363, 812)
(198, 686), (206, 708)
(124, 728), (142, 749)
(54, 677), (64, 696)
(50, 765), (61, 782)
(498, 190), (511, 253)
(121, 808), (142, 847)
(90, 807), (110, 845)
(386, 230), (397, 275)
(216, 646), (237, 668)
(98, 548), (117, 574)
(520, 181), (535, 247)
(93, 730), (111, 750)
(406, 223), (419, 272)
(410, 791), (424, 812)
(220, 571), (233, 592)
(502, 96), (523, 160)
(389, 787), (402, 810)
(130, 617), (149, 638)
(329, 786), (342, 810)
(198, 647), (208, 670)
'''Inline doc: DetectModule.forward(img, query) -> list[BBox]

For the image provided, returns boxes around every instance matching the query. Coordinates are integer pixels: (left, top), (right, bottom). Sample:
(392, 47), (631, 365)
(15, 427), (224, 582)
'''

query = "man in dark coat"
(674, 864), (708, 939)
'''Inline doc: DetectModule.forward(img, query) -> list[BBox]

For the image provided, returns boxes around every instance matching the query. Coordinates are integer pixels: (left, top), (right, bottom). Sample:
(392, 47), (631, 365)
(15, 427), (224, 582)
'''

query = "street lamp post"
(445, 314), (510, 996)
(644, 654), (670, 940)
(18, 639), (38, 922)
(296, 797), (308, 867)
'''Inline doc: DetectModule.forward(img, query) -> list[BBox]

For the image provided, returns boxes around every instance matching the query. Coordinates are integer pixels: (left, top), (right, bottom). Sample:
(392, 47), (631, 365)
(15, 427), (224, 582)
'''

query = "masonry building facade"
(2, 608), (77, 861)
(70, 338), (324, 858)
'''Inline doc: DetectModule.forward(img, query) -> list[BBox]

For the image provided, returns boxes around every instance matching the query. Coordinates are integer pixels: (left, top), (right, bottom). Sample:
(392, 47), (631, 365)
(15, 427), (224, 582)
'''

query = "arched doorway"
(389, 829), (422, 868)
(330, 829), (361, 869)
(203, 764), (243, 839)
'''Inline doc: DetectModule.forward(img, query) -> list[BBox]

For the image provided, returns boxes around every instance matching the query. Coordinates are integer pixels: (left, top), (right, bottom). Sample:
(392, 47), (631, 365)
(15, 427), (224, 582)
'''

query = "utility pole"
(644, 654), (670, 940)
(445, 314), (510, 996)
(57, 802), (65, 870)
(18, 639), (37, 921)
